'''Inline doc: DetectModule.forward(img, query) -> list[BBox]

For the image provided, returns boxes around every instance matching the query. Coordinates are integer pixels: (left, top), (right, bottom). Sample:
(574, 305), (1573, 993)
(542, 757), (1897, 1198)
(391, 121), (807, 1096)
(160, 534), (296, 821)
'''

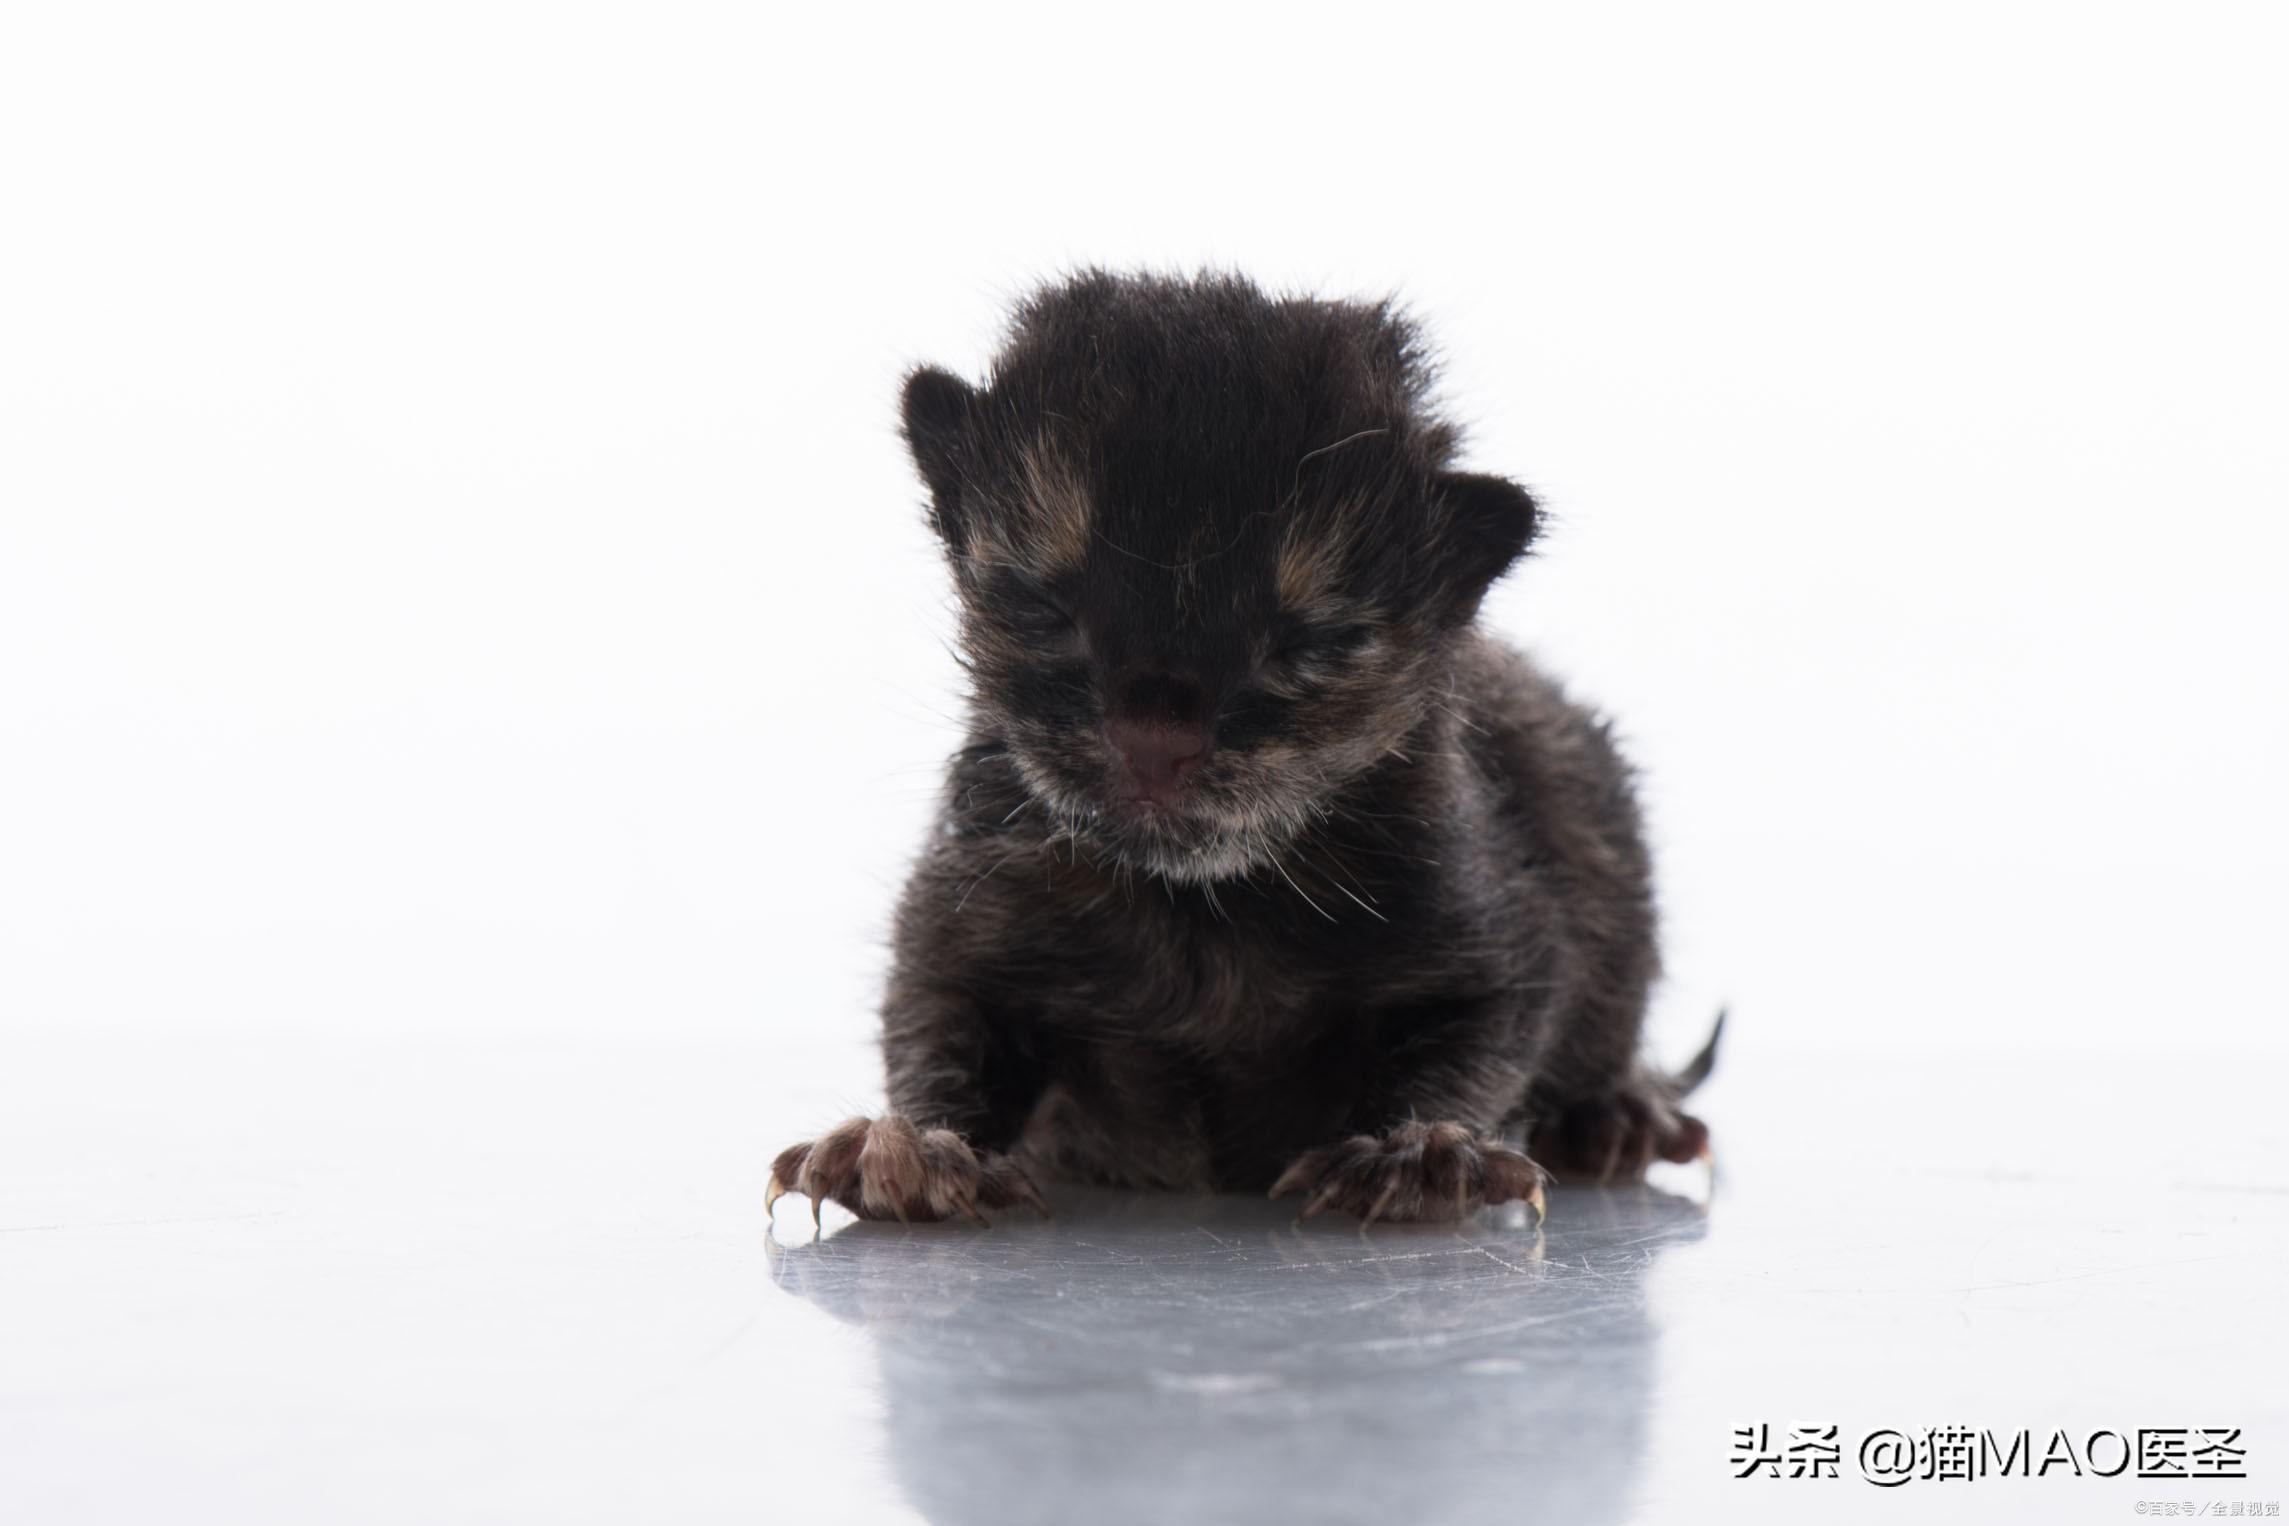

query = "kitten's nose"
(1107, 718), (1209, 807)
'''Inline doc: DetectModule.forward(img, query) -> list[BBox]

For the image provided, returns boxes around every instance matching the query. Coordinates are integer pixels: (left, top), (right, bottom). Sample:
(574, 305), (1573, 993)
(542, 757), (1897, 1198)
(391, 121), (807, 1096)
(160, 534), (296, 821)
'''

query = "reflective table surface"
(4, 1028), (2283, 1523)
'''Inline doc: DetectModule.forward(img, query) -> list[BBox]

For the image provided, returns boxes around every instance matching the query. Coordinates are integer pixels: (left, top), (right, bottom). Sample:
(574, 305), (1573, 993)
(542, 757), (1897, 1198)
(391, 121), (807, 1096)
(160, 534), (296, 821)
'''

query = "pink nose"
(1108, 719), (1209, 807)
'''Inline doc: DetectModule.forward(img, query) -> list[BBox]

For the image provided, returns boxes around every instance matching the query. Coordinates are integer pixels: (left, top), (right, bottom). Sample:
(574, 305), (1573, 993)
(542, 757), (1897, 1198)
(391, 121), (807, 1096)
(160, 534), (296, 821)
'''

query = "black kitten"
(769, 270), (1718, 1227)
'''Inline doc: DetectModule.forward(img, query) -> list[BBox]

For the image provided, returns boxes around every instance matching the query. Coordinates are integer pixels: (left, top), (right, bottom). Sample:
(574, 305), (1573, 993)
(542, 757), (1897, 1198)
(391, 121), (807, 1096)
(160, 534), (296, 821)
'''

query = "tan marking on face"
(1275, 515), (1353, 616)
(1010, 440), (1091, 573)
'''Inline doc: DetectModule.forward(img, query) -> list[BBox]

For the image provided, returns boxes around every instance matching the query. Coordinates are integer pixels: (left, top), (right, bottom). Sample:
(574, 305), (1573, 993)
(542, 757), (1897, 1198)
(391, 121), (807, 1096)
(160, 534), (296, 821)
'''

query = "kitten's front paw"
(1269, 1121), (1548, 1225)
(766, 1115), (1050, 1227)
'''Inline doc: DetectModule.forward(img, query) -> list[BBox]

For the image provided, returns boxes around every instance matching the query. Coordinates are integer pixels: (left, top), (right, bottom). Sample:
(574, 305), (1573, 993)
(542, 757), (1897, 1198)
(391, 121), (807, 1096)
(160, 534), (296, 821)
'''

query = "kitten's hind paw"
(1528, 1081), (1710, 1185)
(1269, 1121), (1548, 1225)
(767, 1114), (1050, 1227)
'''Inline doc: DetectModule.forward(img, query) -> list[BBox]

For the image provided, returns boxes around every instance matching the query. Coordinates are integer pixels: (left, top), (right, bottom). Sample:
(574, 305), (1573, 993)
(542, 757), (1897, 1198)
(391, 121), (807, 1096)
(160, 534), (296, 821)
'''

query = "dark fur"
(769, 271), (1714, 1226)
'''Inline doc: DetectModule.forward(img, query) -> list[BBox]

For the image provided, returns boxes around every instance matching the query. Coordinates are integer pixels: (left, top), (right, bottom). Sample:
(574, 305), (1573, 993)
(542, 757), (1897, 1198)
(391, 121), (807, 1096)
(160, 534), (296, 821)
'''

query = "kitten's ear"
(1430, 471), (1540, 618)
(901, 365), (977, 547)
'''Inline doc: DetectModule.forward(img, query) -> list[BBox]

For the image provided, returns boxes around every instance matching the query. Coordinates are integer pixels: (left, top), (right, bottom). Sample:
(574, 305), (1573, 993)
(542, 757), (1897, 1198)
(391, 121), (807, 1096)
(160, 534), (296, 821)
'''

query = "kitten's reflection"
(767, 1186), (1706, 1526)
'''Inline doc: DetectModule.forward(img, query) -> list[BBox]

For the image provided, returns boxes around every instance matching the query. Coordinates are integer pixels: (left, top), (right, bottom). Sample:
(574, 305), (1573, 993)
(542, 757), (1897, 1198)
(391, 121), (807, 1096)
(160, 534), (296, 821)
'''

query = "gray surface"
(4, 1030), (2284, 1524)
(771, 1186), (1698, 1526)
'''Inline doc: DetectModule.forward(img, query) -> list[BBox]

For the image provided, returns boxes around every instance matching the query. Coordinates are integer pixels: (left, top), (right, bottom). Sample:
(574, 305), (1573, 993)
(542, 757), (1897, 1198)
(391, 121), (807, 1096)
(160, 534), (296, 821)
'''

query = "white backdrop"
(4, 3), (2283, 1055)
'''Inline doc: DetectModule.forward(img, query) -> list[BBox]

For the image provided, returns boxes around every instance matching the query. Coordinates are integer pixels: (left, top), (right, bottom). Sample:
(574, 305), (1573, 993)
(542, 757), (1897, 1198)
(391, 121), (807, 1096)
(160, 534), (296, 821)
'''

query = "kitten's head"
(902, 270), (1538, 883)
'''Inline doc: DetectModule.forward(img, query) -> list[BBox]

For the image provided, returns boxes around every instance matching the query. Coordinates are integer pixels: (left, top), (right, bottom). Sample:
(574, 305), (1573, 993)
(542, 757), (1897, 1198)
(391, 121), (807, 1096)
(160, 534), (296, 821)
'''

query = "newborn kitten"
(769, 270), (1718, 1227)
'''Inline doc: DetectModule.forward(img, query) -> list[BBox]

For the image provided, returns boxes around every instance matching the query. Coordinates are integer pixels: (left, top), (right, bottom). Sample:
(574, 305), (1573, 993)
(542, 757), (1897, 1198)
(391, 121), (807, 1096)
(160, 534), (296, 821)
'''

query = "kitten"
(768, 270), (1718, 1227)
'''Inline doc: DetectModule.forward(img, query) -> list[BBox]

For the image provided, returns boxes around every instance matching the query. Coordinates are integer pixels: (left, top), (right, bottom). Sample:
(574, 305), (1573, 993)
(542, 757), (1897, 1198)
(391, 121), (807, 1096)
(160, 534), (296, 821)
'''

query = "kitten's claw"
(1268, 1156), (1317, 1201)
(974, 1150), (1052, 1218)
(1026, 1186), (1053, 1219)
(1271, 1121), (1548, 1225)
(765, 1115), (1042, 1226)
(766, 1137), (814, 1221)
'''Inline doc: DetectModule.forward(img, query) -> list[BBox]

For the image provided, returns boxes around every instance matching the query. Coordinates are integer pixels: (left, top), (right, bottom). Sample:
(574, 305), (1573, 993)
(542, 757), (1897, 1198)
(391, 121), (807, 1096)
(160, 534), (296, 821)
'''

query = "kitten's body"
(771, 271), (1714, 1226)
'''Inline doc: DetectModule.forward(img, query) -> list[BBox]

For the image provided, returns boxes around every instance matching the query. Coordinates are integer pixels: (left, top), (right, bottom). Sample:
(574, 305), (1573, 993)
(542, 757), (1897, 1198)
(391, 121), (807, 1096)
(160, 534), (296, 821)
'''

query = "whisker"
(1274, 858), (1337, 922)
(953, 845), (1023, 912)
(1309, 853), (1388, 922)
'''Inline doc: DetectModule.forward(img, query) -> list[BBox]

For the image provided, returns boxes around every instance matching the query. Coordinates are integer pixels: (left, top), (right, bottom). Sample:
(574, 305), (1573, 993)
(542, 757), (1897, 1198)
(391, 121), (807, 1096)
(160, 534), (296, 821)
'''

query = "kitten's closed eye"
(998, 583), (1078, 640)
(1268, 620), (1373, 674)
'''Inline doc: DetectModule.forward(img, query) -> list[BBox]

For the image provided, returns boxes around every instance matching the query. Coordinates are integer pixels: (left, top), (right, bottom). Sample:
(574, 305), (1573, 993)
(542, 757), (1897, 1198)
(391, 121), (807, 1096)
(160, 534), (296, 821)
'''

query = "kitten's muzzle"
(1106, 717), (1210, 810)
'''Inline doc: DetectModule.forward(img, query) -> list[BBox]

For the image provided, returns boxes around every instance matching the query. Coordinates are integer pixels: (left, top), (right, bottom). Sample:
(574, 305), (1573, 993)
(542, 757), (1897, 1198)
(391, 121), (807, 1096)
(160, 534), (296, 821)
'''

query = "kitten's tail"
(1669, 1007), (1726, 1096)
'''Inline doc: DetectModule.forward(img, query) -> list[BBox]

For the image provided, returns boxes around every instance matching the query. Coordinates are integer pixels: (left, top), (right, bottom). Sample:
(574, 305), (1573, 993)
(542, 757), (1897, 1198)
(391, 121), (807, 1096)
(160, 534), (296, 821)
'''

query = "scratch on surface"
(0, 1211), (289, 1234)
(1264, 1245), (1483, 1272)
(1338, 1308), (1579, 1353)
(1573, 1256), (1625, 1286)
(1959, 1252), (2239, 1294)
(1472, 1243), (1540, 1277)
(610, 1307), (767, 1421)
